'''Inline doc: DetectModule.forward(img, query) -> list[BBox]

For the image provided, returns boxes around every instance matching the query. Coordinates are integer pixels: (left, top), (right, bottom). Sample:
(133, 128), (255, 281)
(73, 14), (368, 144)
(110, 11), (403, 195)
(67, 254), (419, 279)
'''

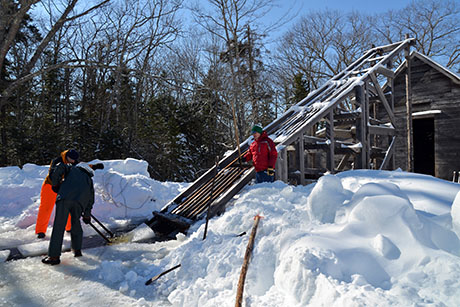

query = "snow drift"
(1, 160), (460, 306)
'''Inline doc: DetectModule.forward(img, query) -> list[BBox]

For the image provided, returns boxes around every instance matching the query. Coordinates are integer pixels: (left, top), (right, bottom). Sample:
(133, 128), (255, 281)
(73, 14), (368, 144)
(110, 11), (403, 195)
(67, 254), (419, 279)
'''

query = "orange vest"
(44, 150), (71, 185)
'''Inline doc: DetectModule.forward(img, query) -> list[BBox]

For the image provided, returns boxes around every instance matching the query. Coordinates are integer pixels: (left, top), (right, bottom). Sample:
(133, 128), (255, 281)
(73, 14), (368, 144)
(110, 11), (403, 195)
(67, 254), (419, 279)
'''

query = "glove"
(89, 163), (104, 170)
(267, 168), (275, 176)
(82, 215), (91, 224)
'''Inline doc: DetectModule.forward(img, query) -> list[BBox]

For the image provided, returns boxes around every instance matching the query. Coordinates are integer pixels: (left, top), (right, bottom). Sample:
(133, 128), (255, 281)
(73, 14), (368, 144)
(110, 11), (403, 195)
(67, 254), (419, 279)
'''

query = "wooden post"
(298, 135), (305, 185)
(203, 157), (219, 241)
(275, 148), (288, 183)
(388, 61), (396, 170)
(326, 111), (335, 173)
(363, 81), (370, 169)
(405, 33), (414, 172)
(235, 215), (262, 307)
(355, 85), (368, 169)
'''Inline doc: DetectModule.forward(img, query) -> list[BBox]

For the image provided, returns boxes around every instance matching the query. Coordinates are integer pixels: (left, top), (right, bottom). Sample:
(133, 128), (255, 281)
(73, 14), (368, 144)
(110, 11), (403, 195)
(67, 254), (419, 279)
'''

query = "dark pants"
(48, 200), (83, 257)
(256, 170), (275, 184)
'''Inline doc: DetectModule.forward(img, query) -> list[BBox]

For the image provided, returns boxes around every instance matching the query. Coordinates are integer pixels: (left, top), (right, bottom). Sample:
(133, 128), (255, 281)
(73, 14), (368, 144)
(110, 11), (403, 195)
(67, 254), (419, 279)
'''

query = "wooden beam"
(275, 147), (288, 183)
(355, 85), (368, 169)
(304, 135), (326, 143)
(405, 33), (414, 172)
(326, 111), (335, 173)
(388, 61), (396, 170)
(368, 125), (395, 136)
(379, 38), (416, 65)
(369, 72), (396, 127)
(334, 112), (360, 122)
(376, 65), (395, 79)
(298, 136), (305, 185)
(209, 169), (255, 218)
(364, 82), (371, 169)
(337, 153), (352, 171)
(379, 137), (396, 170)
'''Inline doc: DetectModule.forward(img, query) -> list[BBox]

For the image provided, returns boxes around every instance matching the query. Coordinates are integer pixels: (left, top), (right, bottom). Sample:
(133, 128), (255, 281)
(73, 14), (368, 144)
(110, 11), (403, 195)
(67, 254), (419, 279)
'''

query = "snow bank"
(1, 167), (460, 306)
(0, 158), (187, 250)
(451, 190), (460, 238)
(161, 170), (460, 306)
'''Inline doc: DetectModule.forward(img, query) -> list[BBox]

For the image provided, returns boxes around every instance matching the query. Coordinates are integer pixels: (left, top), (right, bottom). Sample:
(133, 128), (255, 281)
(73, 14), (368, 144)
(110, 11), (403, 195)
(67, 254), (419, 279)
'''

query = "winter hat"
(66, 149), (79, 161)
(251, 124), (263, 134)
(76, 162), (95, 177)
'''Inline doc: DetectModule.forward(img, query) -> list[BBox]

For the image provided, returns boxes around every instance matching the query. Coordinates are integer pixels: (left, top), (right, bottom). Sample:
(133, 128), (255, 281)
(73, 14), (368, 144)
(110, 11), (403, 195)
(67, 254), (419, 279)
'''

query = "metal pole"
(88, 222), (111, 243)
(90, 213), (114, 237)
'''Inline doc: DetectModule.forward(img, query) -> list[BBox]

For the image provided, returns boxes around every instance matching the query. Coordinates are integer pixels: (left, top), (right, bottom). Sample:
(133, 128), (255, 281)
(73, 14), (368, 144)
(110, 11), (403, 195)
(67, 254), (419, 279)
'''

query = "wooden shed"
(383, 51), (460, 180)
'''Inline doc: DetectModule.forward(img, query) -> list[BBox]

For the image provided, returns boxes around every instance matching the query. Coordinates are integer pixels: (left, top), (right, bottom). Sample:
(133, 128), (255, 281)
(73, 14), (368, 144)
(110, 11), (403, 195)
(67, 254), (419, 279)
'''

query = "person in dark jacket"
(42, 162), (97, 265)
(35, 149), (79, 238)
(244, 124), (278, 183)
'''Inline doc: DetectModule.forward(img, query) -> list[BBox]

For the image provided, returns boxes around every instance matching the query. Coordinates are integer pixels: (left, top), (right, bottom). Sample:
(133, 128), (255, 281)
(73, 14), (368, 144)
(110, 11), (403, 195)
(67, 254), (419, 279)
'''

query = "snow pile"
(451, 191), (460, 238)
(160, 171), (460, 306)
(1, 167), (460, 306)
(0, 158), (187, 250)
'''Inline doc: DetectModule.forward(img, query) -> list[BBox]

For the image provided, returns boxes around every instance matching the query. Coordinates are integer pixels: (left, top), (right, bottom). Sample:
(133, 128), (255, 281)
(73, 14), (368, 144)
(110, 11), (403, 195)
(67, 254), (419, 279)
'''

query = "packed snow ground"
(1, 159), (460, 306)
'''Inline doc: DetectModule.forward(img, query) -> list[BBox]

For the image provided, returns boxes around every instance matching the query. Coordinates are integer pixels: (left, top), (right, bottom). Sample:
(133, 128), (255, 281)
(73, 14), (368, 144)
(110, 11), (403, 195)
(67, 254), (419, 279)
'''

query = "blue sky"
(265, 0), (414, 32)
(297, 0), (414, 13)
(255, 0), (415, 45)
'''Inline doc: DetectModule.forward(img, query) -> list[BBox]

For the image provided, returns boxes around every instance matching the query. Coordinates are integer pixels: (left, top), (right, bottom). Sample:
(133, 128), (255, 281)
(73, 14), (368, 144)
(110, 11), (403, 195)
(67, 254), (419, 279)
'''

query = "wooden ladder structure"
(146, 38), (415, 236)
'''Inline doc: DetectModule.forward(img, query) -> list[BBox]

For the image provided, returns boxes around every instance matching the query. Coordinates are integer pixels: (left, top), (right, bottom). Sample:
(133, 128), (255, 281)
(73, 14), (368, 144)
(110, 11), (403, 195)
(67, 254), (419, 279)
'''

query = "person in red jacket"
(244, 124), (278, 183)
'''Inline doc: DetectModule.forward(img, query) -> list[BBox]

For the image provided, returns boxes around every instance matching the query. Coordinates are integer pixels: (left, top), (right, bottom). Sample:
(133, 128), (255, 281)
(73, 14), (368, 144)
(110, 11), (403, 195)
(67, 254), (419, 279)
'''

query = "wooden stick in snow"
(145, 264), (181, 285)
(235, 215), (263, 307)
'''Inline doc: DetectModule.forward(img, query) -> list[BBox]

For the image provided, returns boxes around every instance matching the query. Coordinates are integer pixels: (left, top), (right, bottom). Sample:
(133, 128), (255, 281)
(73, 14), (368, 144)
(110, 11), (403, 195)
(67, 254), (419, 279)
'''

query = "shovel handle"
(88, 221), (111, 243)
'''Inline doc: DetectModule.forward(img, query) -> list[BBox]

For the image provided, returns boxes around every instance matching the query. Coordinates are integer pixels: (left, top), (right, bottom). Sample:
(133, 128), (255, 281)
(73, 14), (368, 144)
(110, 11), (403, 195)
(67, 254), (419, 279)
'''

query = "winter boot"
(42, 256), (60, 265)
(74, 250), (82, 257)
(37, 232), (45, 239)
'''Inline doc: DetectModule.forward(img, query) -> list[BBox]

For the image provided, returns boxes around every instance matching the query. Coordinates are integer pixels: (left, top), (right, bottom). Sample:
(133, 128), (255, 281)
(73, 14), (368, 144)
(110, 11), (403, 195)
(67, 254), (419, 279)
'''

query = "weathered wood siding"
(386, 56), (460, 180)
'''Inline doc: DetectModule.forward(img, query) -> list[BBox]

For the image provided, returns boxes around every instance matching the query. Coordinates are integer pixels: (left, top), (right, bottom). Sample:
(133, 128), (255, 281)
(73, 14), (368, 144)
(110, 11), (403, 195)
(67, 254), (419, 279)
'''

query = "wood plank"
(326, 111), (335, 172)
(355, 85), (368, 168)
(379, 137), (396, 170)
(376, 65), (395, 79)
(404, 34), (414, 172)
(275, 148), (289, 183)
(208, 168), (255, 218)
(298, 136), (305, 185)
(369, 72), (396, 126)
(368, 125), (395, 136)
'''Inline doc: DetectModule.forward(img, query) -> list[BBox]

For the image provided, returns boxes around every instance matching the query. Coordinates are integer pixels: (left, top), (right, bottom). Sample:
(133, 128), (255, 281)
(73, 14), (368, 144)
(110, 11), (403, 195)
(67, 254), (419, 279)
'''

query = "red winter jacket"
(245, 131), (278, 172)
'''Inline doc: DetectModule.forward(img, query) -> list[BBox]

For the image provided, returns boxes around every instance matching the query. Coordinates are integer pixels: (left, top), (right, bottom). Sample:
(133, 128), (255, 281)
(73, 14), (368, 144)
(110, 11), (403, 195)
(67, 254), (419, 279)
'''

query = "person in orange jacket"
(35, 149), (79, 239)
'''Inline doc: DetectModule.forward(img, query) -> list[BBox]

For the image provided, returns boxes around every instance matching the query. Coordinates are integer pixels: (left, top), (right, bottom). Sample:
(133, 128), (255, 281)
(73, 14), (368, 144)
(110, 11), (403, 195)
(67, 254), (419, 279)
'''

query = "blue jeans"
(256, 170), (275, 183)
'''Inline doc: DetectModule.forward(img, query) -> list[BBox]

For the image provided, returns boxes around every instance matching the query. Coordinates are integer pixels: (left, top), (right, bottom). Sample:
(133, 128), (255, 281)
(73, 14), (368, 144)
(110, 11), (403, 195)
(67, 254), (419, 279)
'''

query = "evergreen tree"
(288, 73), (309, 108)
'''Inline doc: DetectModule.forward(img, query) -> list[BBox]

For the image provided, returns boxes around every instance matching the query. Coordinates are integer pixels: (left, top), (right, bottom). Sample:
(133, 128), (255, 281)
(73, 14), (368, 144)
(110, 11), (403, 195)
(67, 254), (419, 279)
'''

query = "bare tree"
(274, 9), (373, 110)
(0, 0), (110, 108)
(372, 0), (460, 70)
(191, 0), (284, 145)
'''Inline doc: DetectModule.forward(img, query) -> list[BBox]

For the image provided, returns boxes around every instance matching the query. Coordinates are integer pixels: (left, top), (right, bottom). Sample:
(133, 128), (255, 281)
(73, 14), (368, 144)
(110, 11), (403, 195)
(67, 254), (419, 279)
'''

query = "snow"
(1, 159), (460, 306)
(412, 109), (442, 118)
(0, 158), (188, 254)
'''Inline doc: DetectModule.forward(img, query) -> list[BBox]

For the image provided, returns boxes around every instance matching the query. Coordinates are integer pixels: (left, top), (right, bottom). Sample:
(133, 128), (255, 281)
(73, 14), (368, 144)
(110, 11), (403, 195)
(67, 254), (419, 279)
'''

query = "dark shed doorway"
(413, 117), (435, 176)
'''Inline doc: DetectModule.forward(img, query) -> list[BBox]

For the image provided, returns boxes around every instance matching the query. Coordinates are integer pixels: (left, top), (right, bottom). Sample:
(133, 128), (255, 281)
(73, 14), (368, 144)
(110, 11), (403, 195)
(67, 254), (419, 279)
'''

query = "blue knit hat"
(251, 124), (263, 134)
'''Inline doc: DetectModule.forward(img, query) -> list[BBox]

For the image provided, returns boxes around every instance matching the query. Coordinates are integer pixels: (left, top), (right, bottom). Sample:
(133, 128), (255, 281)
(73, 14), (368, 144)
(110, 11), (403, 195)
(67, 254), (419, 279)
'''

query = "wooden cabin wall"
(381, 56), (460, 180)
